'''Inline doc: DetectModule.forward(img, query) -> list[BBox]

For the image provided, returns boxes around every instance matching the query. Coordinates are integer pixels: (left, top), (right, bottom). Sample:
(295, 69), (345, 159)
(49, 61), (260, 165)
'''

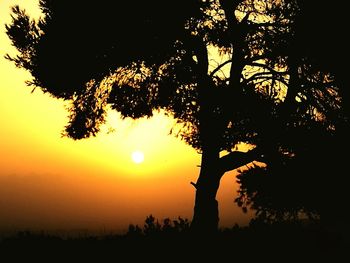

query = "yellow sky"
(0, 0), (252, 234)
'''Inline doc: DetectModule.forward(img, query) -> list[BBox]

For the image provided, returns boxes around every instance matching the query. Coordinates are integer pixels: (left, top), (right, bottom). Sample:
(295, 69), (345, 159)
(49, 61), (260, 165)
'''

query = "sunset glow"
(0, 0), (252, 235)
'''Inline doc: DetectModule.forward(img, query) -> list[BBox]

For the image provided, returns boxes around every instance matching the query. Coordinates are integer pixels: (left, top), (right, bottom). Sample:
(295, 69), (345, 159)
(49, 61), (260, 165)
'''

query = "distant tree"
(6, 0), (349, 233)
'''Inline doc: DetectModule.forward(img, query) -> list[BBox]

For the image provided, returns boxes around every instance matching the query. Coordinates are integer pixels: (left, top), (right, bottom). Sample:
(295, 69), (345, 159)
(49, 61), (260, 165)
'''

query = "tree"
(235, 0), (350, 227)
(6, 0), (348, 233)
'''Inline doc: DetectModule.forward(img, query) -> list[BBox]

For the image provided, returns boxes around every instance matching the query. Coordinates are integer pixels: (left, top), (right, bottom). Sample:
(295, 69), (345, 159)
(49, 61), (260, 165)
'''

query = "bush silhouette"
(0, 215), (347, 261)
(126, 215), (191, 239)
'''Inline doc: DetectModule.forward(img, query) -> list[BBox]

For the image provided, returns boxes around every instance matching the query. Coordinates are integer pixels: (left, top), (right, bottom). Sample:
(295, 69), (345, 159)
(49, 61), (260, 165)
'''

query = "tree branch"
(247, 21), (290, 29)
(243, 71), (289, 87)
(245, 54), (269, 64)
(219, 148), (263, 172)
(248, 62), (288, 75)
(210, 59), (232, 77)
(219, 0), (242, 29)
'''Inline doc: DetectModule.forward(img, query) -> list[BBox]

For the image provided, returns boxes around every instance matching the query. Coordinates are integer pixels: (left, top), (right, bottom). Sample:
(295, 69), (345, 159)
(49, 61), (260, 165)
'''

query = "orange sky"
(0, 0), (252, 235)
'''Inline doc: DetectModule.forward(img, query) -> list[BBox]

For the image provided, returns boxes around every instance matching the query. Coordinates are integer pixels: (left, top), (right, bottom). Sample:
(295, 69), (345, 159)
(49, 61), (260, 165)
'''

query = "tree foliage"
(232, 0), (349, 223)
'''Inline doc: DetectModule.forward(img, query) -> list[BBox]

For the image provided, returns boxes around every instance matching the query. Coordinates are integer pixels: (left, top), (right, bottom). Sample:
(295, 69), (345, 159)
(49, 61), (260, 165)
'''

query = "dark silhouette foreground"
(0, 216), (347, 261)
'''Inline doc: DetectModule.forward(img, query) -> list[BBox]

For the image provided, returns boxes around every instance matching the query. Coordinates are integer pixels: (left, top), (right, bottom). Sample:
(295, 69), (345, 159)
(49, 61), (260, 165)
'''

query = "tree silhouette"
(234, 0), (350, 229)
(6, 0), (349, 233)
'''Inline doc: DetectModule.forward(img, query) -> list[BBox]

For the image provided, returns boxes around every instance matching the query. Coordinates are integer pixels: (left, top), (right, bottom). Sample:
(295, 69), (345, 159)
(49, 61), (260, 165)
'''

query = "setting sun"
(131, 151), (145, 164)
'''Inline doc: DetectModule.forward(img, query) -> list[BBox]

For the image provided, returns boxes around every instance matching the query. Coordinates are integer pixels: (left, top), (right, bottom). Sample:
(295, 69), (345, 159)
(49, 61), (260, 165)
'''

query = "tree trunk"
(191, 148), (223, 234)
(190, 146), (261, 233)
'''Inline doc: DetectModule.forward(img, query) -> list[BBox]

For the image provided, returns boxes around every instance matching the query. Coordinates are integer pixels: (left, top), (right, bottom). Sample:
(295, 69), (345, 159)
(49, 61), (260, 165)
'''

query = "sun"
(131, 151), (144, 164)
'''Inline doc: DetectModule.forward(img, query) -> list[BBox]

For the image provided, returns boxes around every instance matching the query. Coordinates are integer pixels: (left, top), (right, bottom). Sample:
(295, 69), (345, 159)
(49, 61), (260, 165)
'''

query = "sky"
(0, 0), (252, 235)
